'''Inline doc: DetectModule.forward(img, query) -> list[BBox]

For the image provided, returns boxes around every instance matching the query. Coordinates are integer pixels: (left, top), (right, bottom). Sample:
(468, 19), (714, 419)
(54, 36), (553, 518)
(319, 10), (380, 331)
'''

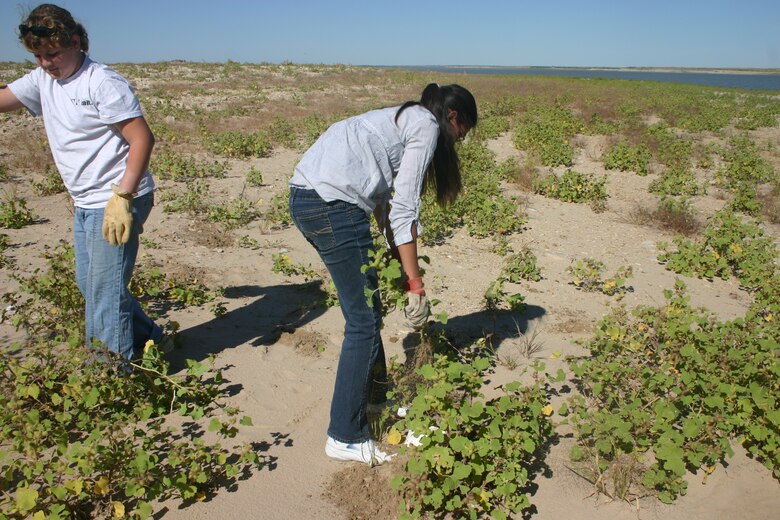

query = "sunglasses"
(18, 24), (55, 37)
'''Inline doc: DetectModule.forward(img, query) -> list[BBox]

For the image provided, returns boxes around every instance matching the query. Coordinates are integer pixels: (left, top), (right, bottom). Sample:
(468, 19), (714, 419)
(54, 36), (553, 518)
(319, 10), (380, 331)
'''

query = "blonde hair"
(18, 3), (89, 52)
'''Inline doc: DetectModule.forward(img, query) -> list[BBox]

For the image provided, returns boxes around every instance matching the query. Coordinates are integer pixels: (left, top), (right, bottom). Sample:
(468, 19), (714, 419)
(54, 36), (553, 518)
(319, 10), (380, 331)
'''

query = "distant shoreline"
(402, 65), (780, 76)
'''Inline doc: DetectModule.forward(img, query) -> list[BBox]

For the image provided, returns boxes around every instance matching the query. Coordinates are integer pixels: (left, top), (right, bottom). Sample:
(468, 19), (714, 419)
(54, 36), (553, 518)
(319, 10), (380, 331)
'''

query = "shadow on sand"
(167, 280), (329, 371)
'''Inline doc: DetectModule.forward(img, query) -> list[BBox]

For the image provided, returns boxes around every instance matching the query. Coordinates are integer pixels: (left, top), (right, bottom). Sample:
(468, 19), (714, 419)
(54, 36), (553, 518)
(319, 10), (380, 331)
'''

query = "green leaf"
(27, 384), (40, 399)
(83, 387), (100, 408)
(239, 416), (253, 426)
(208, 418), (222, 432)
(16, 487), (38, 512)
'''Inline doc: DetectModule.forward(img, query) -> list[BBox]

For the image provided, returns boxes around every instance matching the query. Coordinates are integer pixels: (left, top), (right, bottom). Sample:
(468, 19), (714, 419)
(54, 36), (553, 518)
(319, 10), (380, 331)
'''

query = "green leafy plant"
(602, 142), (652, 176)
(501, 247), (542, 282)
(0, 233), (12, 268)
(130, 262), (217, 309)
(203, 130), (271, 158)
(0, 194), (37, 229)
(236, 234), (261, 249)
(390, 355), (554, 520)
(512, 103), (581, 167)
(266, 116), (298, 149)
(161, 179), (209, 215)
(0, 341), (262, 519)
(2, 242), (84, 344)
(484, 278), (526, 314)
(658, 209), (777, 291)
(264, 191), (292, 229)
(208, 197), (259, 230)
(151, 150), (227, 181)
(567, 280), (779, 504)
(245, 167), (264, 187)
(648, 164), (705, 198)
(717, 136), (776, 189)
(30, 166), (65, 196)
(567, 258), (633, 296)
(533, 170), (608, 205)
(361, 239), (408, 314)
(271, 253), (319, 281)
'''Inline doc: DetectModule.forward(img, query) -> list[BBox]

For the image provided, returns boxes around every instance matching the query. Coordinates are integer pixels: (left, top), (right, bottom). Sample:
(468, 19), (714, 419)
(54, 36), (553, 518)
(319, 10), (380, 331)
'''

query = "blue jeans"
(289, 187), (387, 443)
(73, 192), (162, 360)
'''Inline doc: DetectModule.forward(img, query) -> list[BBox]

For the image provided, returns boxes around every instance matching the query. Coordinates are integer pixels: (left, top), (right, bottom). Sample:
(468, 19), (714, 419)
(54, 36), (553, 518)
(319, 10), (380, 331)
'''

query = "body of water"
(397, 66), (780, 91)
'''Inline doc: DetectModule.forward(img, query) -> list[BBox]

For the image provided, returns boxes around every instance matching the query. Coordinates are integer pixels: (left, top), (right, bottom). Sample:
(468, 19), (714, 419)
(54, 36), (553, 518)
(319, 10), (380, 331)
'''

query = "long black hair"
(396, 83), (477, 205)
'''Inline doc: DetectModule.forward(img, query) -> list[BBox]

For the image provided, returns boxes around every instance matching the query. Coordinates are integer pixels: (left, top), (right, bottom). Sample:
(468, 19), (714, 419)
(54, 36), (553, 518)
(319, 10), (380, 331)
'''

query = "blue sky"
(2, 0), (779, 68)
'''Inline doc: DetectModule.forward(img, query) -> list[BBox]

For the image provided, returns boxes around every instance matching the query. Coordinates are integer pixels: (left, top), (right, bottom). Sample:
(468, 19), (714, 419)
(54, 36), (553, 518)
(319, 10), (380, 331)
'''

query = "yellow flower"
(94, 476), (109, 496)
(542, 404), (554, 416)
(386, 428), (402, 445)
(112, 501), (125, 518)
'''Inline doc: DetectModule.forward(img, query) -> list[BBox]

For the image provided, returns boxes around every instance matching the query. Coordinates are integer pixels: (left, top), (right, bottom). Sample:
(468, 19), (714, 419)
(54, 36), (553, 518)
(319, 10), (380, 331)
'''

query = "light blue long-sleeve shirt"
(289, 104), (439, 245)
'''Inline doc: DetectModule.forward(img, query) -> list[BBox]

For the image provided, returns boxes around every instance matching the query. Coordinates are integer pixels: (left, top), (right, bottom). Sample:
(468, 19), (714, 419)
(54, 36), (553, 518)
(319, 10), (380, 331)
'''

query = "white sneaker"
(325, 436), (394, 466)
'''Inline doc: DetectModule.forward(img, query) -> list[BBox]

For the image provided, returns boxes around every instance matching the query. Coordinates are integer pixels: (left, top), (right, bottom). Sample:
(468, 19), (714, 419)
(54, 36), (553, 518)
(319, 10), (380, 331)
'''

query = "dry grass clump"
(757, 184), (780, 224)
(626, 198), (701, 236)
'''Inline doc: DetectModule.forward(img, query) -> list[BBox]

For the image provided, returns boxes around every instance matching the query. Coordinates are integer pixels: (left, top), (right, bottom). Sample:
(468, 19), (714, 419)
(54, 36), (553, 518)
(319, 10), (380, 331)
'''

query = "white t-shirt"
(9, 54), (154, 208)
(289, 104), (439, 245)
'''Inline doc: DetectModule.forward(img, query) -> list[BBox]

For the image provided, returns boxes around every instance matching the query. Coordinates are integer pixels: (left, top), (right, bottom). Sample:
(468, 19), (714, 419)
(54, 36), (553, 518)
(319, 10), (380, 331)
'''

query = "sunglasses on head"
(18, 24), (55, 37)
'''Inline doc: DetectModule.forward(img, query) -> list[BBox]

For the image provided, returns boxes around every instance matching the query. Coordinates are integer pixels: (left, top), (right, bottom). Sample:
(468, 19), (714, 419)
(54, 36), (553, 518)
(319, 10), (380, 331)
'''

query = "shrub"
(391, 355), (554, 520)
(533, 170), (607, 204)
(203, 130), (271, 158)
(208, 197), (259, 230)
(602, 142), (652, 176)
(567, 258), (633, 296)
(567, 281), (779, 503)
(0, 195), (37, 229)
(0, 341), (261, 519)
(245, 167), (264, 187)
(657, 209), (777, 291)
(30, 166), (65, 196)
(501, 247), (542, 283)
(151, 150), (227, 181)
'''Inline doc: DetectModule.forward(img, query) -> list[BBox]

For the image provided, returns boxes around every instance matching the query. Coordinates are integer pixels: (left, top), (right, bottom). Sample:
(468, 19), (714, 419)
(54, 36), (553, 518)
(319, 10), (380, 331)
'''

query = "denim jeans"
(73, 192), (162, 360)
(289, 187), (387, 443)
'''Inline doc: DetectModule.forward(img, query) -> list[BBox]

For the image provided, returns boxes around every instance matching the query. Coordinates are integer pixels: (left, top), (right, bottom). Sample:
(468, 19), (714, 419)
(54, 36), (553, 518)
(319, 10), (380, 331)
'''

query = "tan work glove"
(102, 184), (134, 246)
(403, 277), (429, 329)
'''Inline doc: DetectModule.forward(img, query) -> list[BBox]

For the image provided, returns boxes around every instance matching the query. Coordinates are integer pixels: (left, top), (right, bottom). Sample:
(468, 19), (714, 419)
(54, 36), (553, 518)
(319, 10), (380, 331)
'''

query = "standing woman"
(289, 83), (477, 465)
(0, 4), (166, 360)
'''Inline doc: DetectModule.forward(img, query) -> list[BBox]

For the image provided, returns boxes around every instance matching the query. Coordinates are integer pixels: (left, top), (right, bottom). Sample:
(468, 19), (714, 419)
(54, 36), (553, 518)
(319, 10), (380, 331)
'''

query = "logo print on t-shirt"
(71, 98), (93, 107)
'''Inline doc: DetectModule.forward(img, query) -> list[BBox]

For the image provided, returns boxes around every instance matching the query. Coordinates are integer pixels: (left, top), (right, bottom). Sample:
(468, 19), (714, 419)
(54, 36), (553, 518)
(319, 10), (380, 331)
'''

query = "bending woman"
(288, 83), (477, 465)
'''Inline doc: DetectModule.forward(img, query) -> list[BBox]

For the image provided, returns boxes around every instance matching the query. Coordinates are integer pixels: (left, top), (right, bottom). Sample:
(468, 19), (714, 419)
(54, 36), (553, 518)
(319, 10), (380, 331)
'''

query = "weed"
(0, 194), (37, 229)
(533, 170), (608, 204)
(602, 142), (652, 176)
(658, 209), (777, 291)
(0, 339), (262, 518)
(567, 258), (633, 297)
(271, 253), (319, 281)
(208, 197), (259, 230)
(151, 150), (227, 181)
(237, 234), (261, 249)
(502, 247), (543, 282)
(264, 191), (292, 229)
(203, 130), (272, 158)
(30, 166), (65, 196)
(567, 280), (779, 503)
(390, 355), (554, 519)
(161, 179), (209, 215)
(245, 166), (264, 187)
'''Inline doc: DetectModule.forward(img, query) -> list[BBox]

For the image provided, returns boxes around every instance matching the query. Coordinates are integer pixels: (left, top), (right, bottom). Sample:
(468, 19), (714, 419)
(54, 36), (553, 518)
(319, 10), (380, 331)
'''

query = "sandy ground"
(1, 83), (779, 519)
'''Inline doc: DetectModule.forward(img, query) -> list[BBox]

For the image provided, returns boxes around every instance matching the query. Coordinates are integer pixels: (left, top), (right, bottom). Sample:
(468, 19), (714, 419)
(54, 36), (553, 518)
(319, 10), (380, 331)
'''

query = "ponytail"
(396, 83), (478, 206)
